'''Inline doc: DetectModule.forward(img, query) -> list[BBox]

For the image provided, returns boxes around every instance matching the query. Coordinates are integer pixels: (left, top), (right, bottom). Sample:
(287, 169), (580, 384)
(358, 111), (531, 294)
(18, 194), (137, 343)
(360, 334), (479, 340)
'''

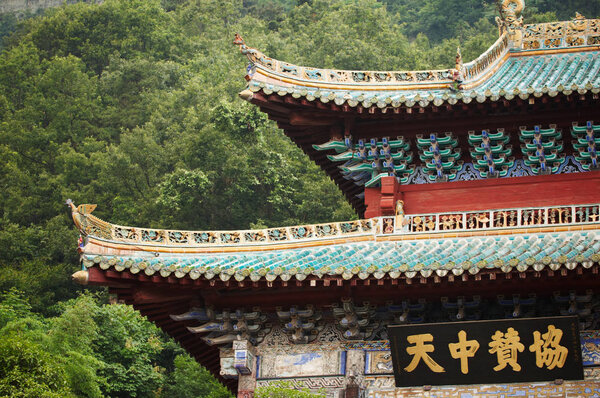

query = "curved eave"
(244, 46), (600, 110)
(80, 224), (600, 284)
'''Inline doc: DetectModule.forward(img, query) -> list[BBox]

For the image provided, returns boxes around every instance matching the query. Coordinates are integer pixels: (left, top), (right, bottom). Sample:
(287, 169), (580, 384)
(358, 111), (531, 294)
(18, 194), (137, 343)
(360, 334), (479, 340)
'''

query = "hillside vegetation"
(0, 0), (598, 396)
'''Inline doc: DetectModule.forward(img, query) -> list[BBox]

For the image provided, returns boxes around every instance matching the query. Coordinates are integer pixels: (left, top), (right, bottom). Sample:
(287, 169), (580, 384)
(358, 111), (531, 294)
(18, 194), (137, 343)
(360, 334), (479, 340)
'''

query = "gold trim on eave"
(83, 224), (600, 255)
(254, 45), (600, 93)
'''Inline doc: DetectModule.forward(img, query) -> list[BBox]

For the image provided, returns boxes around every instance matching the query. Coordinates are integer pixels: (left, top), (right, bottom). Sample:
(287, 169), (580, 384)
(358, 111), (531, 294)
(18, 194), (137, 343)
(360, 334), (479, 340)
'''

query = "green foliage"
(0, 12), (18, 47)
(92, 303), (165, 397)
(21, 0), (191, 74)
(0, 337), (75, 398)
(255, 382), (326, 398)
(1, 0), (598, 396)
(0, 288), (34, 328)
(162, 354), (232, 398)
(381, 0), (599, 42)
(0, 291), (233, 397)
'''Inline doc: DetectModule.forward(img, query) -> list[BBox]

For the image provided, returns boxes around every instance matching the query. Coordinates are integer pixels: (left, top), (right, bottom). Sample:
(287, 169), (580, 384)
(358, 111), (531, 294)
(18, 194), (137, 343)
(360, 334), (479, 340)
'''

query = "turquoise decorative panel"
(582, 331), (600, 366)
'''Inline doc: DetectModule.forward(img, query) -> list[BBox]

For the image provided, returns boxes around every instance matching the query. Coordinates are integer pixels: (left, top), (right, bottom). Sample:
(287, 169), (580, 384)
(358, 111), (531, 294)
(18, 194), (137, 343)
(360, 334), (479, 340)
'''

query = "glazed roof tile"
(245, 50), (600, 108)
(236, 17), (600, 108)
(71, 203), (600, 283)
(83, 230), (600, 282)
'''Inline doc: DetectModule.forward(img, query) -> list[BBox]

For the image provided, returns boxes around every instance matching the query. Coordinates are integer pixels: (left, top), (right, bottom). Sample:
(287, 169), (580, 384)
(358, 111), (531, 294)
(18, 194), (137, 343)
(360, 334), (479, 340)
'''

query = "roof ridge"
(234, 17), (600, 92)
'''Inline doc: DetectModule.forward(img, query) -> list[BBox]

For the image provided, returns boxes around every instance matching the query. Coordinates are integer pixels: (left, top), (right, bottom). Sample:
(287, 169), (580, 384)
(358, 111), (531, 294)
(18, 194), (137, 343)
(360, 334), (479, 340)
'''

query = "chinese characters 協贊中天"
(402, 325), (568, 374)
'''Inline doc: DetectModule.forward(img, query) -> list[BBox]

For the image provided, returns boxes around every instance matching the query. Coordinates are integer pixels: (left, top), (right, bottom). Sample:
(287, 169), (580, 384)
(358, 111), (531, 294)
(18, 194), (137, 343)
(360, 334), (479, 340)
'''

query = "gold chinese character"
(488, 327), (524, 371)
(529, 324), (568, 370)
(448, 330), (480, 374)
(404, 333), (445, 373)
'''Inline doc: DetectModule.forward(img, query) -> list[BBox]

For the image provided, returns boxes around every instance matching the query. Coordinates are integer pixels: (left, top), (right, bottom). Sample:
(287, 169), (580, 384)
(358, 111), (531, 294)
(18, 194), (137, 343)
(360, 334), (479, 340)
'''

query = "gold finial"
(497, 0), (525, 48)
(77, 204), (97, 215)
(66, 200), (97, 215)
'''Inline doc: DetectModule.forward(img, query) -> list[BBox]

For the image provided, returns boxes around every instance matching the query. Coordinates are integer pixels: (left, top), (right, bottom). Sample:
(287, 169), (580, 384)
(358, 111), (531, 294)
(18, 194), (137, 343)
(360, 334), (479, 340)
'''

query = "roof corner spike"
(232, 33), (272, 78)
(455, 47), (463, 72)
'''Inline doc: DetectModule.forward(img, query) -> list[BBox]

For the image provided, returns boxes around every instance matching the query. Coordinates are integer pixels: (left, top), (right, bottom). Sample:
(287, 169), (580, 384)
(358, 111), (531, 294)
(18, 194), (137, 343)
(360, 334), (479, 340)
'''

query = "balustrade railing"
(250, 32), (510, 87)
(77, 204), (600, 247)
(79, 213), (373, 246)
(250, 52), (454, 85)
(522, 18), (600, 50)
(393, 204), (600, 235)
(462, 34), (509, 82)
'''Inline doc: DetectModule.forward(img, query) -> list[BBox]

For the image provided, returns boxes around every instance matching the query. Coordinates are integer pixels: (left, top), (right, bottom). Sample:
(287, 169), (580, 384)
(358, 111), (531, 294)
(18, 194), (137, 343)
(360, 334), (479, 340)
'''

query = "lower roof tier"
(83, 229), (600, 283)
(72, 202), (600, 285)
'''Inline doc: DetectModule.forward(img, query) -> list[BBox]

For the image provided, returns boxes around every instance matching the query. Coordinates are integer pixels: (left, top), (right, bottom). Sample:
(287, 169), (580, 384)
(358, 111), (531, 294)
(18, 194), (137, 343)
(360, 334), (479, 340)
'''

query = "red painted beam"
(365, 172), (600, 216)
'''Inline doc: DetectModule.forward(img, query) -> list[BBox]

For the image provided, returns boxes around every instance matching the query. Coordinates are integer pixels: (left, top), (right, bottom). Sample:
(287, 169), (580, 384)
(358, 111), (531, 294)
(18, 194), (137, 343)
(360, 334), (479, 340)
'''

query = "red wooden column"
(365, 176), (402, 218)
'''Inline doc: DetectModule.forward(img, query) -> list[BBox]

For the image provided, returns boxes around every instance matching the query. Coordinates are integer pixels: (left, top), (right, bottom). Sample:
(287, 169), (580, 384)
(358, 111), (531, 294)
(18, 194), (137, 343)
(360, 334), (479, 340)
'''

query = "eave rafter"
(247, 87), (599, 214)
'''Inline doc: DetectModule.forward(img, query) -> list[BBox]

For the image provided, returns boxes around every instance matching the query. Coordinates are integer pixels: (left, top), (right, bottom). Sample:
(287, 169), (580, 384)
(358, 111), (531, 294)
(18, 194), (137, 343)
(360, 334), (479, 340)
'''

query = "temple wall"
(221, 327), (600, 397)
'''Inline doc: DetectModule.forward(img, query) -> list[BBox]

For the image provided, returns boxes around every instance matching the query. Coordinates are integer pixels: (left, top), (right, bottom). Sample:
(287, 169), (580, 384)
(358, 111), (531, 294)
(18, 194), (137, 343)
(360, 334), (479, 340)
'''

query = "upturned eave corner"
(231, 1), (600, 111)
(72, 269), (89, 285)
(70, 199), (600, 285)
(66, 199), (97, 236)
(238, 89), (253, 102)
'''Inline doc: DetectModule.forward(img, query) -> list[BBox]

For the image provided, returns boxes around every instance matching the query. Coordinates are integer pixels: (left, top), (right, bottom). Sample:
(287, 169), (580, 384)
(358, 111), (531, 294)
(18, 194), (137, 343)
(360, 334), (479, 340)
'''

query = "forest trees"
(0, 0), (598, 396)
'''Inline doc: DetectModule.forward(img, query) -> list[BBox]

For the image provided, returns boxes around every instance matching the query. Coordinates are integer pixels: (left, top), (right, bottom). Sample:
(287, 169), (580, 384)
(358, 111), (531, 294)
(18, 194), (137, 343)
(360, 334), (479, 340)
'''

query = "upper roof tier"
(235, 11), (600, 108)
(234, 3), (600, 214)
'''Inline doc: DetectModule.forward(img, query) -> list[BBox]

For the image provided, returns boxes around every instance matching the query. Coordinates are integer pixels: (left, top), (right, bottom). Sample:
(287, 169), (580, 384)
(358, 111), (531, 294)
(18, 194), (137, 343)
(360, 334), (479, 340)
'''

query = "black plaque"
(388, 316), (583, 387)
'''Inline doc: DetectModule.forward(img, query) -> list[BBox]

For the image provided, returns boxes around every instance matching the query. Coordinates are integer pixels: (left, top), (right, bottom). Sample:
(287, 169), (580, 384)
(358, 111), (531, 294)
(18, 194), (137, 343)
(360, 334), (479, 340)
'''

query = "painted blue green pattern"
(247, 51), (600, 108)
(416, 133), (462, 181)
(313, 137), (414, 187)
(469, 129), (514, 178)
(519, 125), (565, 174)
(572, 121), (600, 170)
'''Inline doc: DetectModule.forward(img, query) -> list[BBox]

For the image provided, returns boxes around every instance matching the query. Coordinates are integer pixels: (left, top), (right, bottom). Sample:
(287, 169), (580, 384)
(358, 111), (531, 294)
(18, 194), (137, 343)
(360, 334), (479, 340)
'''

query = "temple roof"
(236, 17), (600, 109)
(234, 9), (600, 213)
(83, 230), (600, 282)
(72, 202), (600, 283)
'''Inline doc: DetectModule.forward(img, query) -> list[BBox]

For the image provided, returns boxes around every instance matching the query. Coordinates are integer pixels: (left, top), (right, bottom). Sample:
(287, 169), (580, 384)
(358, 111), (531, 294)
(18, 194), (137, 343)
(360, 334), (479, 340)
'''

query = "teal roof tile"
(249, 51), (598, 107)
(237, 17), (600, 109)
(85, 230), (600, 282)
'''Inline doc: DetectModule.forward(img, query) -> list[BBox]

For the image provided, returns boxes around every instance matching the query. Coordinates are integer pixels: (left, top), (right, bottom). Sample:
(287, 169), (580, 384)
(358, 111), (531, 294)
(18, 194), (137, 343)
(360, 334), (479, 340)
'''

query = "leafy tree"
(20, 0), (192, 74)
(255, 382), (325, 398)
(0, 337), (75, 398)
(92, 303), (165, 397)
(0, 288), (34, 328)
(162, 354), (232, 398)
